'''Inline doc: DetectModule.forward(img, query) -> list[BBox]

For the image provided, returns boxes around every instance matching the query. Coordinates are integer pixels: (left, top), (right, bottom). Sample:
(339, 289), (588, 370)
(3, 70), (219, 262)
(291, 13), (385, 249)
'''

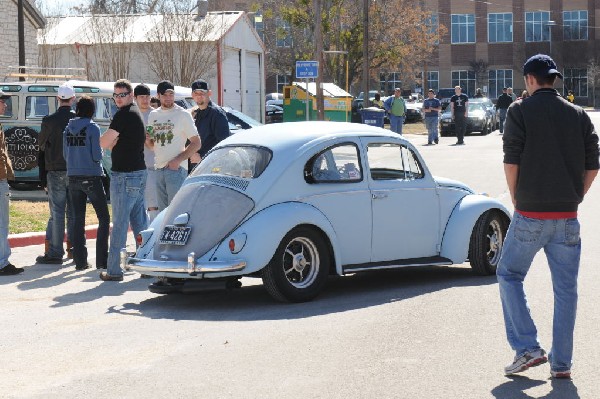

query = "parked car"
(222, 106), (263, 130)
(351, 90), (380, 123)
(265, 92), (283, 103)
(436, 88), (457, 111)
(439, 103), (493, 136)
(404, 99), (423, 123)
(124, 122), (510, 302)
(469, 97), (498, 130)
(265, 104), (283, 124)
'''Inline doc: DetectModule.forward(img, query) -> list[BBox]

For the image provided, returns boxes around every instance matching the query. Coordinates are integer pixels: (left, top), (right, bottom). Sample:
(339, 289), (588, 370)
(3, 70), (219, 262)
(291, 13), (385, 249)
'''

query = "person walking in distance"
(496, 87), (513, 135)
(134, 84), (159, 222)
(99, 79), (148, 281)
(146, 80), (200, 211)
(63, 96), (110, 271)
(0, 90), (23, 276)
(422, 89), (442, 145)
(498, 54), (599, 379)
(36, 83), (76, 264)
(189, 79), (229, 171)
(383, 88), (406, 135)
(450, 86), (469, 145)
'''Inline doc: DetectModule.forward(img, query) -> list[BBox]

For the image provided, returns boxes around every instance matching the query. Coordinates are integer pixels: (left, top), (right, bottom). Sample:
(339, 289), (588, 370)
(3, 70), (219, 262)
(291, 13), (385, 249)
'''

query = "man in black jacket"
(496, 87), (513, 134)
(189, 79), (230, 171)
(498, 54), (599, 379)
(36, 84), (76, 264)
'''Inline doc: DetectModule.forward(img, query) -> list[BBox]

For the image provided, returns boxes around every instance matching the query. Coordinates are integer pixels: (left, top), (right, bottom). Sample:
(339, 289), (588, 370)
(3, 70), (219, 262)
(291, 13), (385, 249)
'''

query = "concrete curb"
(8, 225), (100, 248)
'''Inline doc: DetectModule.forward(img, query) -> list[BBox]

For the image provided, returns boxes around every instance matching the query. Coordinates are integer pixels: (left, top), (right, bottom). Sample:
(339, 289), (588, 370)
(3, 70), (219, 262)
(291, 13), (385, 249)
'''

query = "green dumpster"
(283, 82), (352, 122)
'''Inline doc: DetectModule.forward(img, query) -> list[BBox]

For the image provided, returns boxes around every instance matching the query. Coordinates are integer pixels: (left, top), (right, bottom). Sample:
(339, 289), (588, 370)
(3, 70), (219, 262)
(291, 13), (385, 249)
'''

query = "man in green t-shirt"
(383, 88), (406, 135)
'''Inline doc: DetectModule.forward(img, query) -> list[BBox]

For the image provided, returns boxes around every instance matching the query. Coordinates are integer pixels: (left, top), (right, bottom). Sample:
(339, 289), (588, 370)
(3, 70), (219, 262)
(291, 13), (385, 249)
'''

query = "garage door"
(222, 48), (242, 111)
(245, 52), (261, 121)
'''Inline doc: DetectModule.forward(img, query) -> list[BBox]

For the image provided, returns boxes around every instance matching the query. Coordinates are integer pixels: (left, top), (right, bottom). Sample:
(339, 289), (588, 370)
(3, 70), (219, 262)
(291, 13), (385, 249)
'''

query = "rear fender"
(440, 195), (510, 264)
(205, 202), (341, 276)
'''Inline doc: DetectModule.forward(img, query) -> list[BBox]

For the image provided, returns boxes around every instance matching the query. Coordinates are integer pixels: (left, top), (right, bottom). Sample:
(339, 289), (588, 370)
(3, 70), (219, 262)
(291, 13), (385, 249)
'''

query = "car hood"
(434, 176), (474, 194)
(153, 182), (254, 261)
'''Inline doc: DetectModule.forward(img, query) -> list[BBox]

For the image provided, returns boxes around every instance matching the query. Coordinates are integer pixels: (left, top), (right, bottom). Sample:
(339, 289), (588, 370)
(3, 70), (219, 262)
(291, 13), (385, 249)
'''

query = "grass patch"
(383, 121), (427, 135)
(9, 200), (112, 235)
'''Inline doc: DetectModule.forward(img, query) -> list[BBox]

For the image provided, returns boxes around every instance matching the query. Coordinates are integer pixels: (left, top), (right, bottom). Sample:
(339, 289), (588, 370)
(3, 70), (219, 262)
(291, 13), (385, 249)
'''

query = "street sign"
(296, 61), (318, 78)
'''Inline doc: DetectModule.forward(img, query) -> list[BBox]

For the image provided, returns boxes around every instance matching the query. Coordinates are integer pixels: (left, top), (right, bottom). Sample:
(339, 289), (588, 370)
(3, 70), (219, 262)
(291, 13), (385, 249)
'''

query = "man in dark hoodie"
(63, 96), (110, 271)
(37, 83), (76, 265)
(498, 54), (599, 379)
(496, 87), (513, 134)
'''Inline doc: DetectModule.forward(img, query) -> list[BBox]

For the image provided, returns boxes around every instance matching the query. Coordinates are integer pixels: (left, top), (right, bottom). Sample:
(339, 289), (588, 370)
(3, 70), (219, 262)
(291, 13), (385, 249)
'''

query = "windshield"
(190, 146), (272, 179)
(227, 108), (263, 128)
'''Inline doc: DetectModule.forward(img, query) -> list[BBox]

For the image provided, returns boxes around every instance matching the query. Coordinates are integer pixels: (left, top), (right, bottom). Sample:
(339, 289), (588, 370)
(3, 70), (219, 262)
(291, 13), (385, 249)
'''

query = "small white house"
(38, 11), (265, 121)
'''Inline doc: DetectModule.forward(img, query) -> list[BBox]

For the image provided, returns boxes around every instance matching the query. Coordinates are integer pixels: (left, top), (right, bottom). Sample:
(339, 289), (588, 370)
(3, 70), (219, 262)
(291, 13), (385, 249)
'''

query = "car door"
(362, 138), (441, 262)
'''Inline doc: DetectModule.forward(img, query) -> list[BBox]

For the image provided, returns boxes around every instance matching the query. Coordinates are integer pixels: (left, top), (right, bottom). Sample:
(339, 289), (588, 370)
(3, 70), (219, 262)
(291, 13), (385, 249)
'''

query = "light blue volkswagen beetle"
(125, 121), (510, 302)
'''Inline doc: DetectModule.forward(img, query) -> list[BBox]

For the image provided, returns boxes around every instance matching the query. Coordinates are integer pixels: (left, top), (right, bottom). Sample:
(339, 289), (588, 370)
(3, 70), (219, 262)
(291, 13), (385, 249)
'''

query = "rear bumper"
(121, 249), (246, 276)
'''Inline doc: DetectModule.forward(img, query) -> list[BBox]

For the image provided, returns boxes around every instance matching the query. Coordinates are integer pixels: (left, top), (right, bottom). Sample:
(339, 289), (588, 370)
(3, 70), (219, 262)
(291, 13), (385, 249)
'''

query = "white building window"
(427, 71), (439, 93)
(276, 19), (292, 48)
(451, 14), (475, 44)
(488, 69), (513, 99)
(563, 10), (588, 41)
(276, 74), (290, 94)
(489, 13), (513, 43)
(452, 70), (475, 97)
(525, 11), (550, 42)
(379, 72), (402, 96)
(564, 68), (587, 97)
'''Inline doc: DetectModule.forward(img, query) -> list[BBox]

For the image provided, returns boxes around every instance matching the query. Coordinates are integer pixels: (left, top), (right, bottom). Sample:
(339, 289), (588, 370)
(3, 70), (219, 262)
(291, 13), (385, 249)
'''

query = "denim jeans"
(425, 116), (439, 143)
(107, 170), (148, 277)
(389, 115), (405, 135)
(497, 212), (581, 373)
(47, 171), (74, 258)
(0, 179), (10, 268)
(498, 108), (508, 133)
(156, 166), (187, 211)
(69, 176), (110, 268)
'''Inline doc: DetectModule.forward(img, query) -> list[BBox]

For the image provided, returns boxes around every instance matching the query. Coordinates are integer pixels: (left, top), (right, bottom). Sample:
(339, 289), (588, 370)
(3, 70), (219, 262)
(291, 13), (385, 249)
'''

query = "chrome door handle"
(372, 192), (388, 199)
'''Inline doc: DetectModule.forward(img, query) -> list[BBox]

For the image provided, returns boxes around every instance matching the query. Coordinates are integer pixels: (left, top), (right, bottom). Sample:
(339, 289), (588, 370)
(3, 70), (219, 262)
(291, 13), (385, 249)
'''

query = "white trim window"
(564, 68), (587, 97)
(525, 11), (550, 42)
(276, 18), (292, 48)
(488, 69), (513, 99)
(276, 74), (290, 94)
(380, 72), (402, 96)
(451, 70), (476, 96)
(427, 71), (439, 93)
(451, 14), (475, 44)
(489, 13), (513, 43)
(563, 10), (588, 41)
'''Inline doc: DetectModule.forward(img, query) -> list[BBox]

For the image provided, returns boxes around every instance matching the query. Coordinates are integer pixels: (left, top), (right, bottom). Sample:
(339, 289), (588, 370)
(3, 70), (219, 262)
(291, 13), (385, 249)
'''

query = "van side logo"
(4, 127), (39, 171)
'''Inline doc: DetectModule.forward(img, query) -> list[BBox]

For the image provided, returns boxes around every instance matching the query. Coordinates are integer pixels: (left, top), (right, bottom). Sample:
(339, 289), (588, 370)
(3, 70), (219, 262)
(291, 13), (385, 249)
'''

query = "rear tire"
(262, 226), (330, 302)
(469, 210), (506, 275)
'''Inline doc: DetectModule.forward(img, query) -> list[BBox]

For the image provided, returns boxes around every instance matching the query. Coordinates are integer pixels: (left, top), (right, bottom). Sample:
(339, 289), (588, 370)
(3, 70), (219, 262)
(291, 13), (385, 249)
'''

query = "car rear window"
(190, 146), (272, 179)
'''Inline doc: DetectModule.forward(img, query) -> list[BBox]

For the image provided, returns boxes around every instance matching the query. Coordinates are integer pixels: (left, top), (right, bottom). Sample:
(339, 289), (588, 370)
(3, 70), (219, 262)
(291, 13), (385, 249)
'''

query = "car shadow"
(491, 376), (580, 399)
(107, 265), (498, 322)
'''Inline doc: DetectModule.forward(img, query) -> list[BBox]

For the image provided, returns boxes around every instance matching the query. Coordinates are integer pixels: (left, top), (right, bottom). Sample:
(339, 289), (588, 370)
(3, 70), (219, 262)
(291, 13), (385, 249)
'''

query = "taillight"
(136, 234), (143, 247)
(229, 239), (235, 252)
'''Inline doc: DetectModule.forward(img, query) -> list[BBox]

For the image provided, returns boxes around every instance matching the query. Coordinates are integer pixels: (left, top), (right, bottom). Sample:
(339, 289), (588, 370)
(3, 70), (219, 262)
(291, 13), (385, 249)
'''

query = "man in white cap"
(36, 83), (76, 265)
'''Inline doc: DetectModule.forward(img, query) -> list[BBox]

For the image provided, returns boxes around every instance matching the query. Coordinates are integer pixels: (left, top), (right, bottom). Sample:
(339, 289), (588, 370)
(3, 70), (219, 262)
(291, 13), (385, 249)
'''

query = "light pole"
(323, 50), (349, 121)
(547, 20), (557, 56)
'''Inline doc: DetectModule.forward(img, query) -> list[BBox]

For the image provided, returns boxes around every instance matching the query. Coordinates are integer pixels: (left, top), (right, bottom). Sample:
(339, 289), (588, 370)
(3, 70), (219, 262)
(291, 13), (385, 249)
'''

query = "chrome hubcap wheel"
(487, 219), (503, 266)
(282, 237), (320, 288)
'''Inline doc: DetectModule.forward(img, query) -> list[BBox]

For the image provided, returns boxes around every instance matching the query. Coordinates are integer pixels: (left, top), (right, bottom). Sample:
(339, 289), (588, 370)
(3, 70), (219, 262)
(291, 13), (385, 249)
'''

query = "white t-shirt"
(139, 108), (155, 170)
(147, 104), (198, 169)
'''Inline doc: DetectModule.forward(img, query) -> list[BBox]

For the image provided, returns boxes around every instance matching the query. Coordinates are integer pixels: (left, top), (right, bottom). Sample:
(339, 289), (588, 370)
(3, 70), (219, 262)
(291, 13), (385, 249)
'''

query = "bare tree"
(469, 59), (489, 94)
(587, 58), (600, 108)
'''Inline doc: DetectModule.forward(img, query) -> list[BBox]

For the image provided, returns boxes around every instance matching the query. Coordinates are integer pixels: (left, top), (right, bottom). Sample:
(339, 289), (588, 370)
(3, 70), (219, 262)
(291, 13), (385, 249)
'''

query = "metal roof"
(292, 82), (351, 98)
(39, 11), (243, 45)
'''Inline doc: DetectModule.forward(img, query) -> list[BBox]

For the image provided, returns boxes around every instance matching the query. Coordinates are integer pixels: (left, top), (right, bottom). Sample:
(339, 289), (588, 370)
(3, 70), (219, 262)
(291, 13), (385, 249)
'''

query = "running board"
(343, 256), (452, 274)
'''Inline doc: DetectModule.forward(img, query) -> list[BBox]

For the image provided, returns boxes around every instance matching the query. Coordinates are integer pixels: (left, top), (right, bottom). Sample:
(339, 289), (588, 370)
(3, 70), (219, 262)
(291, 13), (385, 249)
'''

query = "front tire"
(262, 226), (330, 302)
(469, 210), (506, 275)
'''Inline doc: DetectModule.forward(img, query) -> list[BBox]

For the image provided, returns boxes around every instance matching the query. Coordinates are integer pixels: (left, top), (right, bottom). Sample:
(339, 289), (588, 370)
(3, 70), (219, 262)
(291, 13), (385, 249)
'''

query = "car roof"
(219, 121), (407, 152)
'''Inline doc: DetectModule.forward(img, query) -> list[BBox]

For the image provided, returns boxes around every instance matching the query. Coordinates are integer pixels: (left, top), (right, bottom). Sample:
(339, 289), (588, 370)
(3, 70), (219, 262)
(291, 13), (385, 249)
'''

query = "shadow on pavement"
(107, 265), (497, 322)
(491, 376), (580, 399)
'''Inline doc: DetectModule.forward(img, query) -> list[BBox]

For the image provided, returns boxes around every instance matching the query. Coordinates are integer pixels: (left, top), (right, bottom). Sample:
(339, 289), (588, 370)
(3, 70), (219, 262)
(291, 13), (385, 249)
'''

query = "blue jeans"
(389, 115), (405, 135)
(0, 179), (10, 268)
(47, 171), (74, 258)
(156, 166), (187, 211)
(425, 116), (439, 143)
(498, 108), (508, 133)
(69, 176), (110, 268)
(107, 170), (148, 277)
(497, 213), (581, 373)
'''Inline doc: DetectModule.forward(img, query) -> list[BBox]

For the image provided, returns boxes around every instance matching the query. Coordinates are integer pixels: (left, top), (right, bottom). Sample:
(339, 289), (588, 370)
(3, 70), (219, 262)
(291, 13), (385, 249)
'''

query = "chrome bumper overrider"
(120, 249), (246, 275)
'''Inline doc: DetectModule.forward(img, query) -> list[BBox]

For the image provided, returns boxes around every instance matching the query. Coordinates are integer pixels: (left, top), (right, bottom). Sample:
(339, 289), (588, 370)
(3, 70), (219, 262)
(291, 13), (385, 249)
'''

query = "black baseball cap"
(134, 84), (151, 96)
(157, 80), (175, 95)
(523, 54), (563, 79)
(191, 79), (209, 92)
(0, 89), (10, 100)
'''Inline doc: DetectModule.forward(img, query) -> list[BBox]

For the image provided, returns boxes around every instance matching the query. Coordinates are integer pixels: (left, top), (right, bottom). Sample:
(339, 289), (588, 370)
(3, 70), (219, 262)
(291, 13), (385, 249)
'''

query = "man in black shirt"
(99, 79), (147, 281)
(496, 87), (513, 134)
(450, 86), (469, 145)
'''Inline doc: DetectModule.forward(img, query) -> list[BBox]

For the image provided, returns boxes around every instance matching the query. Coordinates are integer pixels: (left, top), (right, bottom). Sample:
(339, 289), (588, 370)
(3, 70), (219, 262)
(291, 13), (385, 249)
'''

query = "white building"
(38, 11), (265, 121)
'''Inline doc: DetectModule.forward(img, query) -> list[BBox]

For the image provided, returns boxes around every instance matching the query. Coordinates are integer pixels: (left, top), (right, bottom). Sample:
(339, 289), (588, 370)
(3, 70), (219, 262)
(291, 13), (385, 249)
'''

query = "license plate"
(159, 225), (191, 245)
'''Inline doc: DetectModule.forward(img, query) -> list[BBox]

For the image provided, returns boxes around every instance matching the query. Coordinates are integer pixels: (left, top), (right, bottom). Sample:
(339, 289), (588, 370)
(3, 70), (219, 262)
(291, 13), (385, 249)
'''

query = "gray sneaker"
(504, 348), (548, 375)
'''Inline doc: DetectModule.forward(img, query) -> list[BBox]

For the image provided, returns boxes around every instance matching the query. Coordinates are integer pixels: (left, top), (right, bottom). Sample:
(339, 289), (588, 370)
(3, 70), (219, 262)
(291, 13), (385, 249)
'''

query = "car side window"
(25, 96), (56, 119)
(367, 143), (424, 180)
(305, 143), (362, 183)
(0, 96), (17, 119)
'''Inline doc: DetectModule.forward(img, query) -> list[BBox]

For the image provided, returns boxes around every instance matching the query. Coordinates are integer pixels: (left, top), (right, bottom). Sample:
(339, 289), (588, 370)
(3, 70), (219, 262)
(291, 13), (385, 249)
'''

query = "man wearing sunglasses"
(146, 80), (200, 211)
(99, 79), (148, 281)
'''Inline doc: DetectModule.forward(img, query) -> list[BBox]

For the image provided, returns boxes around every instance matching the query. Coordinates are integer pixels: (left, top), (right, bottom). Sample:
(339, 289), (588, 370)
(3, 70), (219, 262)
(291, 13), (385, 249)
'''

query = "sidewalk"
(8, 224), (100, 248)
